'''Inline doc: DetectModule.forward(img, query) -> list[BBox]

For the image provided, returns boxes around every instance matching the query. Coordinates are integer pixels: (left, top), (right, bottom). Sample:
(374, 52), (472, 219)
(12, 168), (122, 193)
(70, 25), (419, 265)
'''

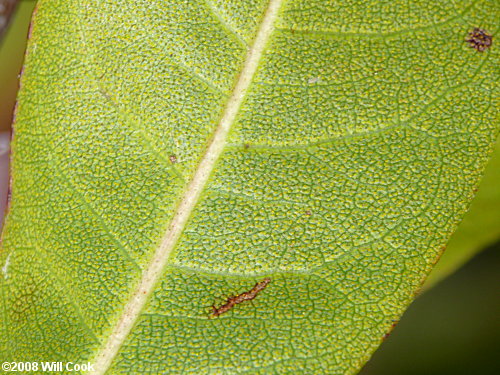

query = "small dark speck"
(243, 143), (250, 149)
(305, 210), (312, 216)
(169, 155), (178, 164)
(466, 28), (493, 52)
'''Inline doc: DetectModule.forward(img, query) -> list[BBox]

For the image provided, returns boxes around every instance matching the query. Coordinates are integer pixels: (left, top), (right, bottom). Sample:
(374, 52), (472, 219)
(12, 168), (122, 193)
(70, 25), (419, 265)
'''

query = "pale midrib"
(90, 0), (283, 373)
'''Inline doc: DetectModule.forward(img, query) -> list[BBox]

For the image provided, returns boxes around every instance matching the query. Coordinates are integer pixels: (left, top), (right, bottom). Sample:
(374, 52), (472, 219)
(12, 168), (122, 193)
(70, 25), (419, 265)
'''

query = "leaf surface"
(1, 0), (499, 374)
(425, 138), (500, 287)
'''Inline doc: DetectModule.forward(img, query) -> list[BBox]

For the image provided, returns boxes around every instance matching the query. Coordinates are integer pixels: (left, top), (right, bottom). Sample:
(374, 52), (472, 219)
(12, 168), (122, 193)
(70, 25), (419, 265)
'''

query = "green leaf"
(425, 137), (500, 288)
(1, 0), (498, 374)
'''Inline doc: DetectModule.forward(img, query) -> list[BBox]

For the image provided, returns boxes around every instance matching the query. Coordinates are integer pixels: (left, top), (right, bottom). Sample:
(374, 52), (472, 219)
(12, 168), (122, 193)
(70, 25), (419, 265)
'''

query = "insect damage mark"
(466, 28), (493, 52)
(210, 277), (271, 318)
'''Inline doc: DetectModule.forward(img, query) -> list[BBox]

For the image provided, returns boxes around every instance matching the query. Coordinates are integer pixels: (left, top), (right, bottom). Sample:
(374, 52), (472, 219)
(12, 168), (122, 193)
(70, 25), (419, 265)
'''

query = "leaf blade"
(1, 0), (499, 374)
(425, 138), (500, 287)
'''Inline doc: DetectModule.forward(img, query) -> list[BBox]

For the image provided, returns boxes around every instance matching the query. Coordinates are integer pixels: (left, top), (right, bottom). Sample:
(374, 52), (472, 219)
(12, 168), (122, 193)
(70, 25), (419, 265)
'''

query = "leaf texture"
(425, 139), (500, 287)
(1, 0), (499, 374)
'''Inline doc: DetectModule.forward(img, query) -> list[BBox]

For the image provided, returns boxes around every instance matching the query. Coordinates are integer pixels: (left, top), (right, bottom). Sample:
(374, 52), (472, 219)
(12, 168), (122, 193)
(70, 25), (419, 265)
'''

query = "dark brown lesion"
(210, 277), (271, 318)
(466, 28), (493, 52)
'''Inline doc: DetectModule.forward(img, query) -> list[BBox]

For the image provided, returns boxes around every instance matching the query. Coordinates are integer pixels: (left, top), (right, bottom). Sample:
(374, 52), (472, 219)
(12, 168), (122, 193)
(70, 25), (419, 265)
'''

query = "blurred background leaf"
(0, 0), (34, 132)
(0, 0), (19, 39)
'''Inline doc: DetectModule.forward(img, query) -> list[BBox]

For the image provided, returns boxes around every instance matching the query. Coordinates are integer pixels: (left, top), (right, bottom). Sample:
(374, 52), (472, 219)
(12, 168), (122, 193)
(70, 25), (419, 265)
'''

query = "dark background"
(360, 241), (500, 375)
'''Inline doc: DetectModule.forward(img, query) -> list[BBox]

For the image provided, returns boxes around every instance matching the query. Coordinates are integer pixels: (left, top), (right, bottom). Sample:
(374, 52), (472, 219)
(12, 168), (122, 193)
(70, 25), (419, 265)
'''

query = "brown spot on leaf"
(466, 28), (493, 52)
(169, 155), (177, 164)
(210, 278), (271, 318)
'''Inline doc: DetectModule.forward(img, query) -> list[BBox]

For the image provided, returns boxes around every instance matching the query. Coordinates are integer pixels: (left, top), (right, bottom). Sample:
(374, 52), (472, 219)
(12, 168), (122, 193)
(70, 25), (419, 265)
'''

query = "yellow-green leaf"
(425, 138), (500, 287)
(1, 1), (498, 374)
